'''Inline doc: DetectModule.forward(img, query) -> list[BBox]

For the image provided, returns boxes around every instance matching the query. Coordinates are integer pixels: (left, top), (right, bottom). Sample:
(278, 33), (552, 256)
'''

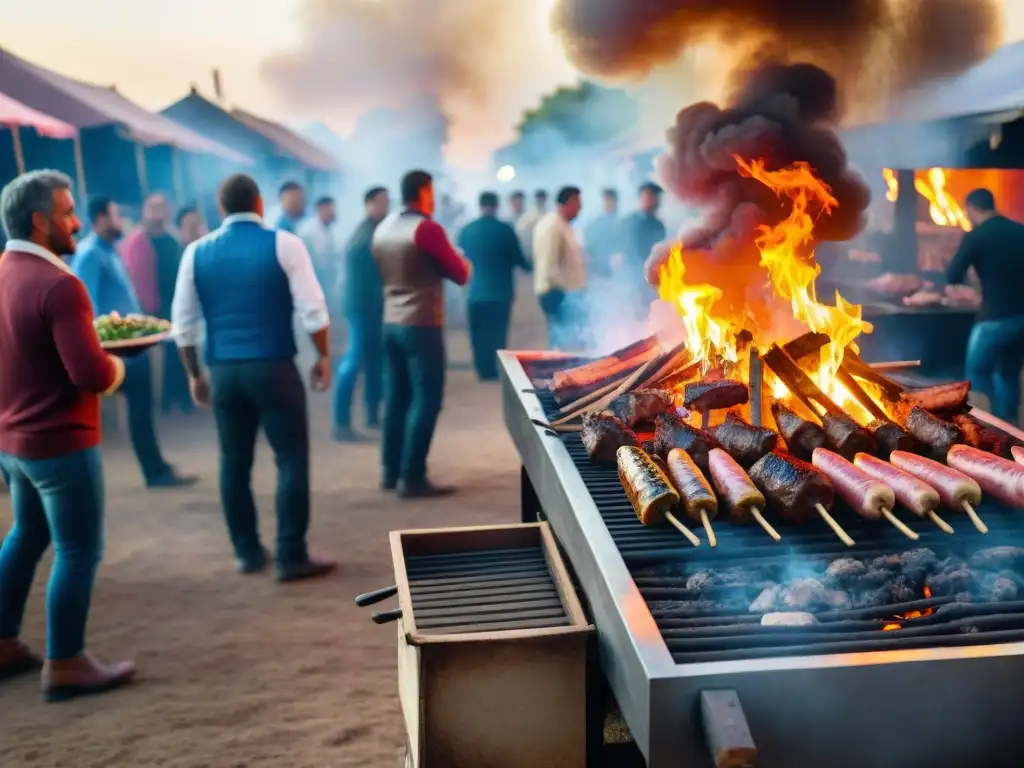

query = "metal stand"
(520, 465), (542, 523)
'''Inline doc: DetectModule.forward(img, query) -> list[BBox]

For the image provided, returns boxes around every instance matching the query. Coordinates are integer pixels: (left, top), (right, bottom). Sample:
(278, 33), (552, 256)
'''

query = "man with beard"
(373, 170), (471, 498)
(72, 197), (194, 489)
(0, 170), (136, 699)
(533, 186), (585, 350)
(171, 174), (335, 581)
(621, 182), (667, 310)
(274, 180), (306, 234)
(332, 186), (389, 442)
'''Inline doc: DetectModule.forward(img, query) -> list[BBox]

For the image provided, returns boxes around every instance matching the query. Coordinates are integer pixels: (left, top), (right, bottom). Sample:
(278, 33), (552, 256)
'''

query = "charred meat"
(617, 446), (680, 526)
(771, 401), (826, 460)
(748, 450), (835, 524)
(822, 413), (876, 460)
(903, 380), (971, 413)
(581, 413), (639, 463)
(653, 413), (719, 473)
(904, 406), (964, 459)
(609, 388), (674, 428)
(713, 413), (779, 467)
(953, 413), (1020, 459)
(683, 379), (749, 412)
(866, 420), (915, 458)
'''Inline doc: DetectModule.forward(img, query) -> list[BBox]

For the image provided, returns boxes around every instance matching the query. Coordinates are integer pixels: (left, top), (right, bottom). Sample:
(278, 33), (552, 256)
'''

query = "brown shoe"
(276, 554), (338, 583)
(0, 638), (43, 682)
(42, 652), (136, 703)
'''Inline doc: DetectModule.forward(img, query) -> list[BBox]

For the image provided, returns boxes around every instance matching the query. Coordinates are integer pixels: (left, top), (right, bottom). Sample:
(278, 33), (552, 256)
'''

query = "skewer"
(868, 360), (921, 372)
(880, 509), (919, 540)
(699, 406), (710, 431)
(750, 508), (782, 542)
(927, 510), (955, 534)
(699, 509), (717, 547)
(664, 512), (702, 547)
(530, 419), (581, 433)
(962, 501), (988, 534)
(815, 503), (855, 546)
(551, 353), (663, 426)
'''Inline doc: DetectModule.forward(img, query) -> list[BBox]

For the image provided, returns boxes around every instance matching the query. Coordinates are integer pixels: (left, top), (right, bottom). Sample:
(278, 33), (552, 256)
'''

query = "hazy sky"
(1, 0), (1022, 167)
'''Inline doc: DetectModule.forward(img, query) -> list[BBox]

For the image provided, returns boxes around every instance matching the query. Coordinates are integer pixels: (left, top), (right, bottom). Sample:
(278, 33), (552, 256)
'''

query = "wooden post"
(10, 126), (25, 175)
(72, 134), (88, 203)
(135, 143), (149, 199)
(171, 147), (185, 206)
(892, 168), (918, 273)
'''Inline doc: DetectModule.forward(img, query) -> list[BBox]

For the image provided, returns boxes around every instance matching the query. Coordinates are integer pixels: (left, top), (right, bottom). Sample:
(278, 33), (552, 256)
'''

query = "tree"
(516, 81), (638, 146)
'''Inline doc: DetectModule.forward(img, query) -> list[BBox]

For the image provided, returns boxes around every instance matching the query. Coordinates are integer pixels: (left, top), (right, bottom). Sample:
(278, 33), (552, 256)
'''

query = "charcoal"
(761, 612), (818, 626)
(749, 585), (783, 614)
(928, 567), (975, 596)
(969, 547), (1024, 572)
(782, 578), (848, 612)
(978, 574), (1019, 603)
(825, 557), (868, 587)
(953, 592), (974, 604)
(997, 570), (1024, 590)
(886, 575), (918, 604)
(647, 599), (719, 617)
(960, 626), (980, 634)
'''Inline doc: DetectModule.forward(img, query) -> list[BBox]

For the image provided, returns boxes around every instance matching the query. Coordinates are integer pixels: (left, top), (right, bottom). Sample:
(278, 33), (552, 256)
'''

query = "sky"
(0, 0), (1022, 168)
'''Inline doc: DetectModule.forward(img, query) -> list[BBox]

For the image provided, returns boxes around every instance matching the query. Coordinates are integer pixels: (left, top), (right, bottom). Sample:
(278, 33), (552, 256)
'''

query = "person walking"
(332, 186), (389, 442)
(274, 180), (306, 234)
(171, 174), (336, 581)
(458, 191), (530, 380)
(0, 170), (136, 700)
(533, 186), (586, 350)
(947, 188), (1024, 423)
(373, 170), (471, 498)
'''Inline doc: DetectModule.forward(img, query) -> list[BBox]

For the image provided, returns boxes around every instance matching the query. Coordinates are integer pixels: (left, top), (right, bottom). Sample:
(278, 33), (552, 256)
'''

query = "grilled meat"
(952, 413), (1019, 459)
(683, 379), (749, 412)
(748, 450), (835, 523)
(948, 444), (1024, 507)
(581, 413), (639, 463)
(812, 448), (893, 521)
(665, 448), (718, 523)
(712, 413), (779, 468)
(771, 401), (826, 460)
(617, 446), (680, 526)
(866, 420), (915, 458)
(551, 337), (659, 394)
(822, 413), (876, 460)
(854, 452), (940, 517)
(653, 413), (719, 473)
(903, 380), (971, 413)
(707, 447), (765, 524)
(609, 388), (674, 428)
(890, 450), (982, 511)
(904, 406), (963, 459)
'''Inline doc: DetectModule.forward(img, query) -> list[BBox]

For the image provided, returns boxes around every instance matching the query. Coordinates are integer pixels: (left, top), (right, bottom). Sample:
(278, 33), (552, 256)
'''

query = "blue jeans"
(0, 447), (104, 660)
(332, 309), (384, 428)
(965, 315), (1024, 424)
(119, 355), (172, 482)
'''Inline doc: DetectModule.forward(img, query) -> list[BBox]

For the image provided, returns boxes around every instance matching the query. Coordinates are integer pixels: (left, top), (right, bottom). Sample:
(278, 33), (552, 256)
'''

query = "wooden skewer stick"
(881, 509), (920, 540)
(530, 419), (582, 433)
(665, 512), (701, 547)
(815, 503), (855, 546)
(927, 510), (954, 534)
(962, 501), (988, 534)
(551, 355), (662, 426)
(751, 508), (782, 541)
(700, 509), (717, 547)
(868, 360), (921, 372)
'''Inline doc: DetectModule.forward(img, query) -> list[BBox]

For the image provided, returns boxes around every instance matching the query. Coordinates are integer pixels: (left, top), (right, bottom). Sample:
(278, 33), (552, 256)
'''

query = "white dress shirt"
(532, 212), (586, 295)
(171, 213), (330, 348)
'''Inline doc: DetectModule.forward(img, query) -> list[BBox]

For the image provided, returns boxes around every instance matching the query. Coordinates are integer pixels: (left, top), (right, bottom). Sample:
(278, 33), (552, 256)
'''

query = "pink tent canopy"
(0, 92), (76, 138)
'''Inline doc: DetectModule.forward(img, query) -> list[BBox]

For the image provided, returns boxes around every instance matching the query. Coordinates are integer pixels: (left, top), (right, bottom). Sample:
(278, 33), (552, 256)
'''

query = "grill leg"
(520, 465), (543, 523)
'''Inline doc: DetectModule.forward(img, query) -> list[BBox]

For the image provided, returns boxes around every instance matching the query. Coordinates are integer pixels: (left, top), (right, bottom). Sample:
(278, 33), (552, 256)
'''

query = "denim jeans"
(162, 343), (193, 414)
(965, 315), (1024, 423)
(118, 354), (172, 482)
(467, 301), (511, 380)
(332, 309), (384, 428)
(0, 447), (104, 660)
(381, 325), (445, 485)
(210, 360), (310, 566)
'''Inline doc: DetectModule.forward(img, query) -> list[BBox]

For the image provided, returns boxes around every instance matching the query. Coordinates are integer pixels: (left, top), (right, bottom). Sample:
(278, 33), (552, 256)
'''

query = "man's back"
(459, 216), (521, 303)
(373, 210), (444, 327)
(344, 217), (384, 313)
(947, 215), (1024, 321)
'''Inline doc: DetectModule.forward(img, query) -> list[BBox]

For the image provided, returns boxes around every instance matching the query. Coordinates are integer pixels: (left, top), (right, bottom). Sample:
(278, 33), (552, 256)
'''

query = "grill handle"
(355, 584), (398, 607)
(372, 608), (403, 625)
(700, 690), (756, 768)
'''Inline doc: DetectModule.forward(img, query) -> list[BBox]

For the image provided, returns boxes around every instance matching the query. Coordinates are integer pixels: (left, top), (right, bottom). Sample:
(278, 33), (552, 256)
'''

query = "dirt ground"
(0, 290), (547, 768)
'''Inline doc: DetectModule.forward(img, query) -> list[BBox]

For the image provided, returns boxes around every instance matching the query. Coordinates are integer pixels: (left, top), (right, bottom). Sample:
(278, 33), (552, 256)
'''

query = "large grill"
(500, 350), (1024, 768)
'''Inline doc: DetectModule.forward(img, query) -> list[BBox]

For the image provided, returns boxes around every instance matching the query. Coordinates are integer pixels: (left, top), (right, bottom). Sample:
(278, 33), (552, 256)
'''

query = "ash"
(638, 547), (1024, 617)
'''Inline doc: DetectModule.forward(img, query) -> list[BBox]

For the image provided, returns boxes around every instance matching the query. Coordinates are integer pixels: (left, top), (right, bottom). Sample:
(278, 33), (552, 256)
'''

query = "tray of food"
(94, 312), (172, 356)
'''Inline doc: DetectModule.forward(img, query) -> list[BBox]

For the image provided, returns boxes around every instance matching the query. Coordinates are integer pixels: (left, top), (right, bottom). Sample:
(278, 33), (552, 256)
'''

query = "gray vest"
(372, 210), (445, 327)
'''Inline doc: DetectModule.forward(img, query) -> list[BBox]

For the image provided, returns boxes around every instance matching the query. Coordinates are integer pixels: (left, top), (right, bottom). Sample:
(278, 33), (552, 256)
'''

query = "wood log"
(700, 690), (757, 768)
(836, 367), (889, 421)
(748, 347), (763, 427)
(781, 331), (831, 364)
(762, 344), (844, 418)
(841, 349), (905, 400)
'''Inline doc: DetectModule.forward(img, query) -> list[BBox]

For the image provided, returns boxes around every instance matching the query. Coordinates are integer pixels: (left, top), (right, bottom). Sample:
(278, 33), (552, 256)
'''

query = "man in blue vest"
(171, 174), (335, 581)
(72, 196), (195, 489)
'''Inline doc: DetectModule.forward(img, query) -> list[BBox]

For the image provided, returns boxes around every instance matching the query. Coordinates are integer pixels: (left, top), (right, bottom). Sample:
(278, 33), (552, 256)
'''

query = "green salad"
(94, 312), (172, 343)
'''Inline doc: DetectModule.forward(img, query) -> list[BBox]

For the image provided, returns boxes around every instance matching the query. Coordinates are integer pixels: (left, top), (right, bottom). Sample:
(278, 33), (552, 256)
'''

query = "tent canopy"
(0, 92), (76, 138)
(0, 48), (251, 164)
(230, 109), (340, 172)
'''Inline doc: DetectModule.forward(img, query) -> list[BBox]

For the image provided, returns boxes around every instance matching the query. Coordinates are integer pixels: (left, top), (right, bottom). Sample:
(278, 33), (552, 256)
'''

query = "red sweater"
(0, 247), (125, 459)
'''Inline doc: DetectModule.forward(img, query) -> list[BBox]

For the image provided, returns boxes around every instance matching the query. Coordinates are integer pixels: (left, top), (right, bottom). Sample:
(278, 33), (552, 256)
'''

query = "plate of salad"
(95, 312), (172, 356)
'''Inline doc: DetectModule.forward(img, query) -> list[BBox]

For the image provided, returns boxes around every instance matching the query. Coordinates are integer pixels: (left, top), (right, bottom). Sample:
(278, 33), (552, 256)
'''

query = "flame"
(881, 586), (935, 630)
(882, 168), (898, 203)
(881, 168), (973, 231)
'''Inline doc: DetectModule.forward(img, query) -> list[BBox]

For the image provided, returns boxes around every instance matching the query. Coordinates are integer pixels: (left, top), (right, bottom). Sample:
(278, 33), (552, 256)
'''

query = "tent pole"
(171, 147), (185, 205)
(135, 143), (149, 199)
(189, 153), (209, 229)
(72, 134), (87, 203)
(10, 127), (25, 175)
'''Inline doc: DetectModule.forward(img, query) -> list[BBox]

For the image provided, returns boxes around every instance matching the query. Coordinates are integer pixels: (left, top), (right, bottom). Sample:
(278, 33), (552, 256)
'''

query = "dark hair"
(509, 190), (525, 201)
(534, 189), (548, 202)
(175, 205), (197, 227)
(364, 186), (387, 204)
(479, 191), (499, 209)
(401, 170), (433, 205)
(639, 181), (663, 196)
(315, 196), (334, 208)
(220, 174), (262, 215)
(602, 188), (618, 200)
(965, 188), (996, 212)
(279, 180), (301, 196)
(556, 186), (581, 206)
(88, 195), (115, 224)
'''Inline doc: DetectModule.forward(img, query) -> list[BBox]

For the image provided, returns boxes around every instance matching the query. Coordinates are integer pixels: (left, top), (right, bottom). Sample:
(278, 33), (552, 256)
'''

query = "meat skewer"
(747, 450), (853, 546)
(616, 446), (700, 547)
(890, 450), (987, 533)
(771, 401), (826, 460)
(707, 447), (781, 541)
(853, 452), (954, 533)
(609, 389), (674, 428)
(581, 413), (639, 463)
(712, 413), (779, 467)
(947, 444), (1024, 508)
(866, 420), (915, 458)
(902, 406), (964, 460)
(653, 413), (719, 474)
(812, 448), (919, 540)
(822, 413), (876, 460)
(665, 449), (718, 547)
(684, 379), (748, 429)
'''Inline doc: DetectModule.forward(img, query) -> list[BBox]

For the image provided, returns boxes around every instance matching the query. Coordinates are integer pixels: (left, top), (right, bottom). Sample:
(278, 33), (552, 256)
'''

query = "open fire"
(882, 167), (973, 231)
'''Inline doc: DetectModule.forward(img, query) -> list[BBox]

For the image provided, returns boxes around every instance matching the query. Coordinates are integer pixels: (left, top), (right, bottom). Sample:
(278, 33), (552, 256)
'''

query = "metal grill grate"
(404, 546), (573, 635)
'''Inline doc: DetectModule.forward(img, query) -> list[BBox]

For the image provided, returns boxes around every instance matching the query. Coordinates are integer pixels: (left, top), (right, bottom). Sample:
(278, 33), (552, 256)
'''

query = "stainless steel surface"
(500, 349), (1024, 767)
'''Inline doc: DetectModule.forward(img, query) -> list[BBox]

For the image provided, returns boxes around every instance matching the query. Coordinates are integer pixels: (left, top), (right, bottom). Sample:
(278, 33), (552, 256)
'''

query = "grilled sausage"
(683, 379), (749, 411)
(617, 446), (680, 526)
(609, 389), (674, 428)
(771, 401), (826, 460)
(713, 413), (779, 468)
(952, 413), (1019, 459)
(853, 452), (940, 517)
(581, 413), (639, 463)
(822, 413), (876, 460)
(811, 448), (894, 520)
(890, 450), (982, 511)
(707, 447), (765, 524)
(866, 420), (915, 458)
(904, 406), (963, 459)
(665, 448), (718, 523)
(902, 380), (971, 413)
(947, 444), (1024, 507)
(653, 413), (719, 473)
(748, 450), (834, 523)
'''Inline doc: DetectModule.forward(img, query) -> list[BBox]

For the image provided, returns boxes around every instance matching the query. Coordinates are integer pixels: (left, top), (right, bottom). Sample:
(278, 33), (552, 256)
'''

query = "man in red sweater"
(0, 170), (136, 701)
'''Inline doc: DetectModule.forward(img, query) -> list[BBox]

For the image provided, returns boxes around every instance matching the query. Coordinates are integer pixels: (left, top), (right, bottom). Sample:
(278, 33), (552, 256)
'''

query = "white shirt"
(4, 239), (73, 275)
(297, 218), (339, 266)
(515, 208), (544, 258)
(532, 212), (586, 295)
(171, 213), (330, 348)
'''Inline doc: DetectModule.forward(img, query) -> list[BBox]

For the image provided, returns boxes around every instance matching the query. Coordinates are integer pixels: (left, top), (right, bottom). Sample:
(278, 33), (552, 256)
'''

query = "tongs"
(354, 583), (402, 624)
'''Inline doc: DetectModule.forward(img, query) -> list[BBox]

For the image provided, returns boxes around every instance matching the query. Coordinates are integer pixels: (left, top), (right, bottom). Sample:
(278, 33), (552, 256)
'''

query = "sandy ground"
(0, 290), (546, 768)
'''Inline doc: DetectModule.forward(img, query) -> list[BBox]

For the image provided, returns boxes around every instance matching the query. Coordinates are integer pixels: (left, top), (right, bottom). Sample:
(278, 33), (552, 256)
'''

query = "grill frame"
(500, 349), (1024, 767)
